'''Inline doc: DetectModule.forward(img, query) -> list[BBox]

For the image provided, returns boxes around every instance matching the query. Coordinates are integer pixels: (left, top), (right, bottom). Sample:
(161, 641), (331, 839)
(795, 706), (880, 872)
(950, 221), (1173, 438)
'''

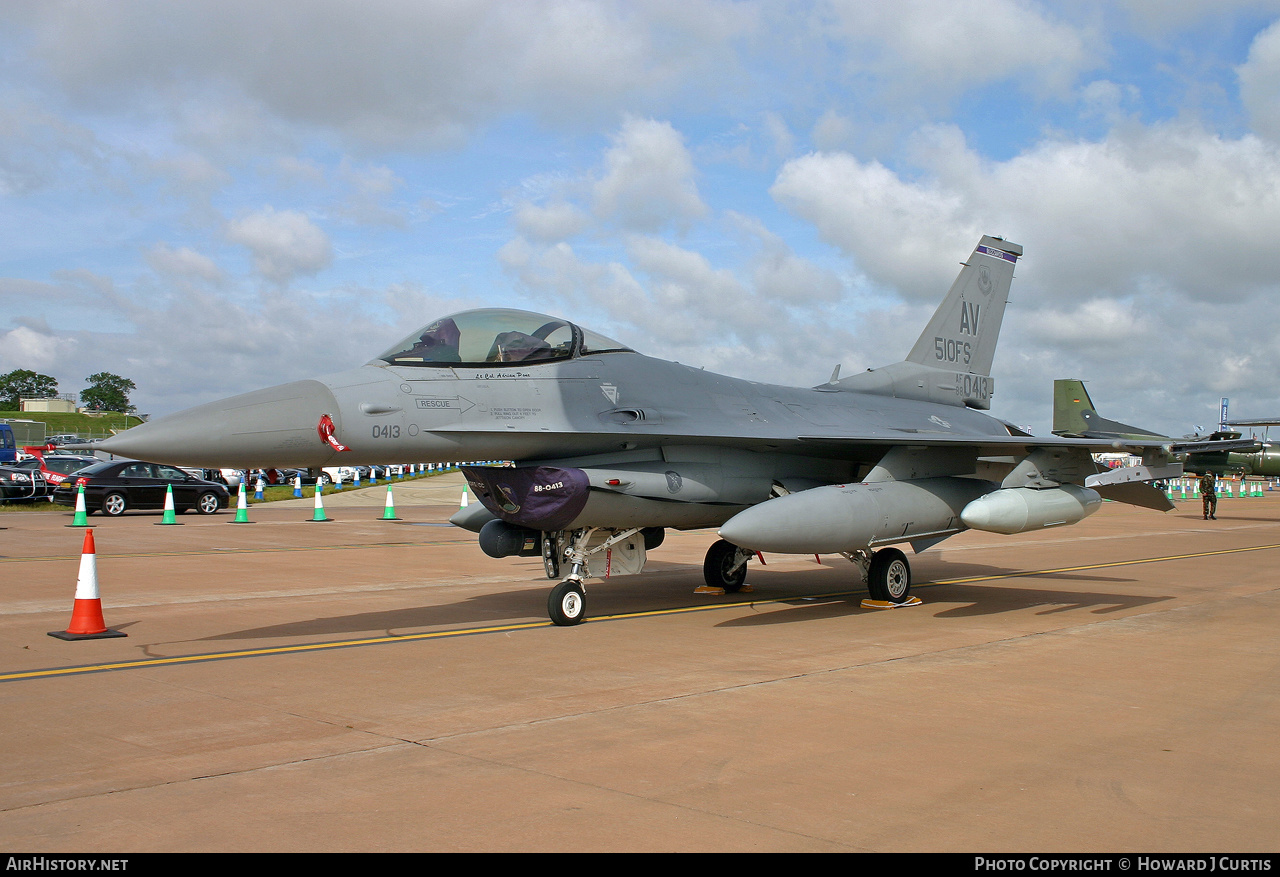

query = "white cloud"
(225, 207), (333, 284)
(773, 123), (1280, 303)
(18, 0), (754, 150)
(822, 0), (1097, 102)
(592, 116), (708, 232)
(514, 201), (590, 243)
(145, 244), (223, 283)
(1239, 19), (1280, 142)
(0, 325), (78, 374)
(0, 91), (104, 196)
(771, 151), (974, 300)
(728, 211), (844, 303)
(333, 161), (406, 227)
(812, 110), (857, 152)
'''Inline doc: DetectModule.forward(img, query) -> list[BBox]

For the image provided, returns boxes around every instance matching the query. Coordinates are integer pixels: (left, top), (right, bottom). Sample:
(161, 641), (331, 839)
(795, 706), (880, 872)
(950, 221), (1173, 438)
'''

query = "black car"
(0, 463), (45, 501)
(0, 454), (97, 501)
(52, 460), (230, 516)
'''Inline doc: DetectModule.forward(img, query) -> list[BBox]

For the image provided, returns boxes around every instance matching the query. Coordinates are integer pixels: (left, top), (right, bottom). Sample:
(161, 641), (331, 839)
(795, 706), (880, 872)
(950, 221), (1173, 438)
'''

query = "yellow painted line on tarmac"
(0, 620), (555, 683)
(4, 541), (1278, 684)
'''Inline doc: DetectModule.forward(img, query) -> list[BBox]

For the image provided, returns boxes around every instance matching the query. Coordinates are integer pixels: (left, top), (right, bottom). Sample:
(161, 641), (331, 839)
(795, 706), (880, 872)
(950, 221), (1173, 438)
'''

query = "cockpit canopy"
(376, 308), (632, 367)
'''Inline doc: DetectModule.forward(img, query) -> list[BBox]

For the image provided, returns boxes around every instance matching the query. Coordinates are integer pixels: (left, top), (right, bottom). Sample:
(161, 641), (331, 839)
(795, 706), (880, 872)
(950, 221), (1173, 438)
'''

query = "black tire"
(196, 492), (221, 515)
(548, 579), (586, 626)
(867, 548), (911, 602)
(703, 539), (748, 593)
(102, 491), (127, 517)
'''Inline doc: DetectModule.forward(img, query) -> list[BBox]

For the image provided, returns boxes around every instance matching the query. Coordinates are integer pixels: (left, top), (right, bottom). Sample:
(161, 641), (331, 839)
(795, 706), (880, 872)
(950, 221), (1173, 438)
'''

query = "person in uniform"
(1200, 471), (1217, 520)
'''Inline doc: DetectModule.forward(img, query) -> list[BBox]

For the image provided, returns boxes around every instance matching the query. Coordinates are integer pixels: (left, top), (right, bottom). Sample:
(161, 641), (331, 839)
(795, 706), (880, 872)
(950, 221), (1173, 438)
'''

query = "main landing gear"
(539, 530), (913, 625)
(846, 547), (913, 604)
(702, 539), (752, 592)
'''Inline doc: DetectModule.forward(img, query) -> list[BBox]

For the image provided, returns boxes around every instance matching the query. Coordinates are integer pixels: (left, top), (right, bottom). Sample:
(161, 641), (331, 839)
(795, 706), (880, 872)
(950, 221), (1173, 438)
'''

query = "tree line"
(0, 369), (136, 413)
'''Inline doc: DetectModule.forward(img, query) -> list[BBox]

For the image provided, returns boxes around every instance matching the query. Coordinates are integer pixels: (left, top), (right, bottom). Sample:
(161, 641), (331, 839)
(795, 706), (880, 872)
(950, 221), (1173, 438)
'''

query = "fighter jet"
(98, 236), (1183, 625)
(1052, 379), (1263, 475)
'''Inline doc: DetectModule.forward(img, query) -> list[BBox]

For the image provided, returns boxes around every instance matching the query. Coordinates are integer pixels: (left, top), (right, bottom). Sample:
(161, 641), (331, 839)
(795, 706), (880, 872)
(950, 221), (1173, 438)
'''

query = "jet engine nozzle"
(959, 485), (1101, 535)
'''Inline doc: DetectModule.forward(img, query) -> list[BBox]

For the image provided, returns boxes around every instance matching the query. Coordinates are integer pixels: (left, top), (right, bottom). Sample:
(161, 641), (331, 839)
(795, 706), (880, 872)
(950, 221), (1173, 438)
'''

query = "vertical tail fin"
(835, 235), (1021, 409)
(1051, 378), (1163, 439)
(1052, 379), (1099, 437)
(905, 236), (1021, 378)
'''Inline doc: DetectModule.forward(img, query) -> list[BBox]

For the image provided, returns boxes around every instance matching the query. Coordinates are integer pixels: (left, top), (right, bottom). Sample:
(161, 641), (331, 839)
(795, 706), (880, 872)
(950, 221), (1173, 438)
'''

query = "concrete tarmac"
(1, 475), (1278, 852)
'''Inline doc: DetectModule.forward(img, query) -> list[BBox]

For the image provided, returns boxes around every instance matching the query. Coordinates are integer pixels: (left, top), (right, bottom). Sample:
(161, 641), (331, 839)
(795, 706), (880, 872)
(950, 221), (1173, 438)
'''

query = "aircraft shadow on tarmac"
(193, 586), (567, 642)
(1178, 515), (1278, 523)
(714, 559), (1171, 628)
(716, 583), (1172, 628)
(187, 558), (1168, 642)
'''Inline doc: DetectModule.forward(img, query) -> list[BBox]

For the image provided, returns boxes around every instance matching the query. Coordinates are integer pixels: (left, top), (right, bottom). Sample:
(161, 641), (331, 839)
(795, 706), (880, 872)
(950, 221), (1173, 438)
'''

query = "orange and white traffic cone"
(48, 529), (126, 640)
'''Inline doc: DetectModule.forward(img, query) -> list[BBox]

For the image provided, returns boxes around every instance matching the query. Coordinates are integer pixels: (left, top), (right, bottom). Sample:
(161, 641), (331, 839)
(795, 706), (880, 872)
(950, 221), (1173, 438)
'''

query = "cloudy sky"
(4, 0), (1280, 436)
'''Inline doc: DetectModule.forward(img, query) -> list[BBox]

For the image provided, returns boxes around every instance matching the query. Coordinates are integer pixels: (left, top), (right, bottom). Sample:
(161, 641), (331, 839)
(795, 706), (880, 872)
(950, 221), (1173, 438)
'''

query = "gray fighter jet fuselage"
(97, 236), (1178, 625)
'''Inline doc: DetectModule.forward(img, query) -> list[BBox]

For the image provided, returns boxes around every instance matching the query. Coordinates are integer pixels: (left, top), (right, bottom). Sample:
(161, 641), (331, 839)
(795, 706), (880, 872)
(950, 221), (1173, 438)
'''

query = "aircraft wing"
(1166, 437), (1261, 454)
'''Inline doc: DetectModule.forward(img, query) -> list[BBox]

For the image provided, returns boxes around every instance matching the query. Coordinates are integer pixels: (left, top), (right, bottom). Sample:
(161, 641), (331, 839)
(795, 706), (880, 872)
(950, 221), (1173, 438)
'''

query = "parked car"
(9, 454), (97, 497)
(52, 460), (230, 516)
(0, 463), (43, 501)
(21, 454), (97, 480)
(0, 454), (96, 501)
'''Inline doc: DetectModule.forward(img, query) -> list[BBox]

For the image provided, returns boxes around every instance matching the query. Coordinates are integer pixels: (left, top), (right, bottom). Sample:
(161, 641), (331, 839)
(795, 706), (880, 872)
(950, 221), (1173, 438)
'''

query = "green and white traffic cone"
(68, 483), (89, 527)
(310, 481), (331, 522)
(381, 484), (399, 521)
(157, 484), (180, 525)
(231, 482), (251, 523)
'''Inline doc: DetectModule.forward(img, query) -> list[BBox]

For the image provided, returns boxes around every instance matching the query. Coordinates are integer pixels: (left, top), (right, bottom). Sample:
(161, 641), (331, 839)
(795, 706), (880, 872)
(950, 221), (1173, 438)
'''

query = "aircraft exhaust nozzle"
(718, 477), (993, 555)
(959, 485), (1101, 535)
(95, 379), (343, 468)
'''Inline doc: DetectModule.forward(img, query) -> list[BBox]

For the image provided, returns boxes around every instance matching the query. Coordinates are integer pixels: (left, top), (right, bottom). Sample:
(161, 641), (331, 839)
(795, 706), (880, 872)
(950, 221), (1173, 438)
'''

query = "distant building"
(20, 396), (78, 413)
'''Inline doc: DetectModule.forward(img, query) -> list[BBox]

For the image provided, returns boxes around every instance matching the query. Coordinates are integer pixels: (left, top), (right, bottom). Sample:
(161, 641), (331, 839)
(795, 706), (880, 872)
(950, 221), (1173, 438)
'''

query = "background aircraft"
(96, 237), (1182, 625)
(1052, 379), (1265, 476)
(1221, 418), (1280, 476)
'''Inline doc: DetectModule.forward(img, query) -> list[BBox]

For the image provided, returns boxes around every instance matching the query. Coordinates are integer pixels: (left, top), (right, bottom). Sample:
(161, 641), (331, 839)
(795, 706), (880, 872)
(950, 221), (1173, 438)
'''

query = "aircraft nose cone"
(96, 379), (341, 468)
